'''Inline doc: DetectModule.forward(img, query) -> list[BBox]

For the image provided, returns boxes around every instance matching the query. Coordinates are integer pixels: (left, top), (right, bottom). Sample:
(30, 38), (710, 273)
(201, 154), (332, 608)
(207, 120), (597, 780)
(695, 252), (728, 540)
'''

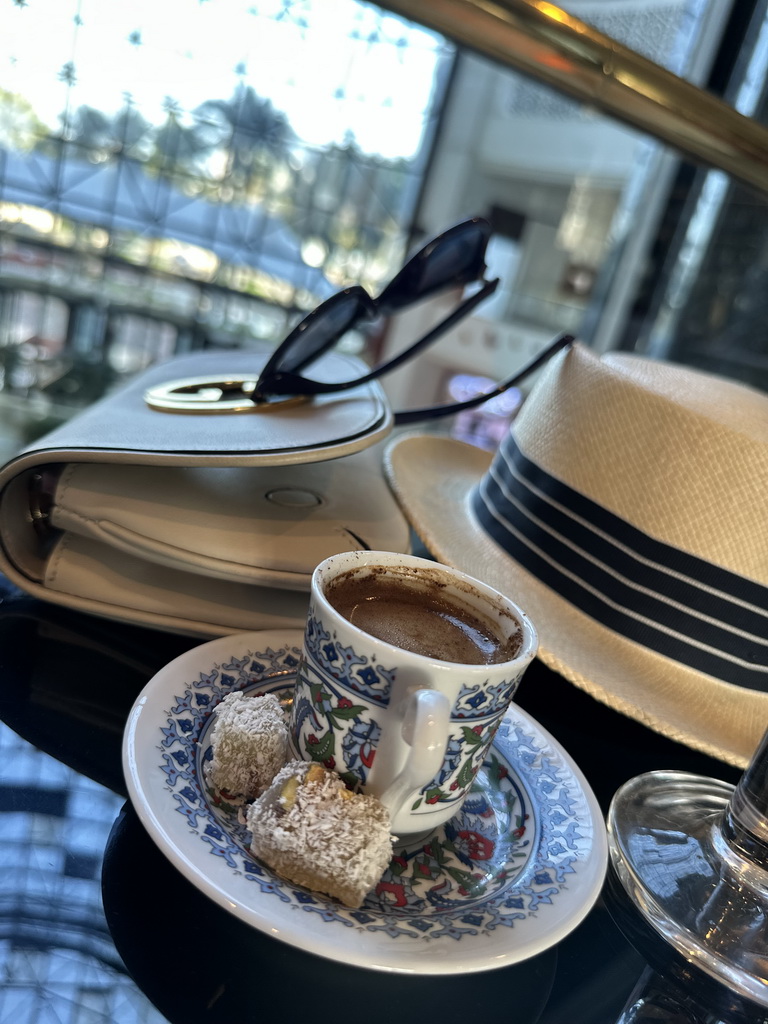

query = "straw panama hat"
(384, 341), (768, 769)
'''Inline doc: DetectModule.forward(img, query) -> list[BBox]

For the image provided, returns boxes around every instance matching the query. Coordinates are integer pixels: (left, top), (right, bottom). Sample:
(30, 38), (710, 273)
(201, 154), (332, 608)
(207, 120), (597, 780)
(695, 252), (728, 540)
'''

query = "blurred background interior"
(3, 0), (768, 460)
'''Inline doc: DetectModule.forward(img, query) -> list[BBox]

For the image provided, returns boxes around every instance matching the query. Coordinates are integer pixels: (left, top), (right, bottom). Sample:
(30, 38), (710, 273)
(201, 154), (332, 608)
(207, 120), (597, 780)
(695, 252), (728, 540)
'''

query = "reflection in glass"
(608, 727), (768, 1011)
(0, 721), (164, 1021)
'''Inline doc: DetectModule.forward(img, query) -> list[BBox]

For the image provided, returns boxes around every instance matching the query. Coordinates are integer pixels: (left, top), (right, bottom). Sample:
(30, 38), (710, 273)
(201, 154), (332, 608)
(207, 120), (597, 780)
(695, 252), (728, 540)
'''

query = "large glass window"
(593, 1), (768, 395)
(377, 0), (741, 431)
(1, 0), (767, 454)
(0, 0), (453, 443)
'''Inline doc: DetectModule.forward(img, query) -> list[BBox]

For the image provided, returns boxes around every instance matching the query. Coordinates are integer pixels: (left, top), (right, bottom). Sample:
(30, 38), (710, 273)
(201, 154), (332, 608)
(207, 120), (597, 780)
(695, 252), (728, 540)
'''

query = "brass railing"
(381, 0), (768, 196)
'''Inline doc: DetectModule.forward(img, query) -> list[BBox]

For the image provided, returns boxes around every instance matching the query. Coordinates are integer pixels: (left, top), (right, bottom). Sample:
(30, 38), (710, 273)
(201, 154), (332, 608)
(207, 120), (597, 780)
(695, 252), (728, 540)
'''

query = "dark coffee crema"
(324, 566), (522, 665)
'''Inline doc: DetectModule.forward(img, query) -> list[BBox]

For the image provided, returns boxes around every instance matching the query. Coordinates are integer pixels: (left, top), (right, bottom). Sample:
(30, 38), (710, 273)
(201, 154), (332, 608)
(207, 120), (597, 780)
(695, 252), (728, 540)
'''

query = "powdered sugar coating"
(205, 691), (288, 802)
(246, 760), (393, 908)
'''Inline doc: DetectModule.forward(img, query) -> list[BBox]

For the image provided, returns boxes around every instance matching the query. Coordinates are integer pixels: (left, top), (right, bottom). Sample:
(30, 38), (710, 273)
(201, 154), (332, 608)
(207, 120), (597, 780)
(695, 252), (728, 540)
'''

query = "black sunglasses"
(253, 218), (497, 394)
(252, 217), (573, 424)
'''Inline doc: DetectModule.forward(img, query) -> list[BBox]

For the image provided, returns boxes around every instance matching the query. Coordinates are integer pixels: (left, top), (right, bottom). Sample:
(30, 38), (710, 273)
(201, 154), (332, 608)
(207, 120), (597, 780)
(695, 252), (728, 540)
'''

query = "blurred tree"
(194, 84), (295, 197)
(110, 100), (153, 160)
(289, 136), (410, 288)
(0, 89), (46, 152)
(59, 100), (154, 162)
(61, 104), (112, 153)
(152, 96), (209, 178)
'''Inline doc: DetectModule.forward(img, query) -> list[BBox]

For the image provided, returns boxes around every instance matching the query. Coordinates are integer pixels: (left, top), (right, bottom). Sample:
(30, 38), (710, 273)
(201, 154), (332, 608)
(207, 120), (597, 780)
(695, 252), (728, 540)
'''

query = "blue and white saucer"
(122, 630), (607, 974)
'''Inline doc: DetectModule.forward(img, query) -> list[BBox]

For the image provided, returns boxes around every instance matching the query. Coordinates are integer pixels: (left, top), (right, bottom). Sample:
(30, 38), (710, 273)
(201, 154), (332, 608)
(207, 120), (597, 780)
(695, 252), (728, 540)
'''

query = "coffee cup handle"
(378, 689), (450, 816)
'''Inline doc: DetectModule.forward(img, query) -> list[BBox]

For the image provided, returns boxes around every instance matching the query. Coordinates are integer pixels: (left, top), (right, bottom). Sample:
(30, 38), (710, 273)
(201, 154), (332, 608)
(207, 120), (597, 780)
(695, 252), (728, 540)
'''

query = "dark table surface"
(0, 572), (762, 1024)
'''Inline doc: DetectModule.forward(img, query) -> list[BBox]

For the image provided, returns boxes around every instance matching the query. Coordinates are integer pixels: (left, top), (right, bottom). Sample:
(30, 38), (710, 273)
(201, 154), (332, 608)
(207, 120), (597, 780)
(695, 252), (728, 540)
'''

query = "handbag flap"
(8, 349), (392, 469)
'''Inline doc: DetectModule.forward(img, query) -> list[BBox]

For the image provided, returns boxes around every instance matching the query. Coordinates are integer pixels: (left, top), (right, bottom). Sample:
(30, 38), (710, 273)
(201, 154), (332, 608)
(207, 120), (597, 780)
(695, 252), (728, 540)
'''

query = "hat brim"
(385, 433), (765, 769)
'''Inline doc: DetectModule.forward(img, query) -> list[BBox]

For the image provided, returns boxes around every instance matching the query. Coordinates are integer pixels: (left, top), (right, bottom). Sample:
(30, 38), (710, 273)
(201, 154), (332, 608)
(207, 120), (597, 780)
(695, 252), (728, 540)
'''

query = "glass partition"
(1, 0), (767, 456)
(0, 0), (453, 454)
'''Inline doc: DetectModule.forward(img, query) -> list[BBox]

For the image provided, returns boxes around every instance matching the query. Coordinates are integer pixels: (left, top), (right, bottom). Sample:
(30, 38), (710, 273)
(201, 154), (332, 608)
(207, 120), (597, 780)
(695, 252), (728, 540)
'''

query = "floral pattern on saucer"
(124, 629), (607, 973)
(155, 639), (586, 940)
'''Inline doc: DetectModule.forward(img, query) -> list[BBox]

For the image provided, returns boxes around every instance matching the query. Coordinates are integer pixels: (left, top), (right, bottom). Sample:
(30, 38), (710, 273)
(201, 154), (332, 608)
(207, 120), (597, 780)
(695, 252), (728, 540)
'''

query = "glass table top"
(0, 573), (753, 1024)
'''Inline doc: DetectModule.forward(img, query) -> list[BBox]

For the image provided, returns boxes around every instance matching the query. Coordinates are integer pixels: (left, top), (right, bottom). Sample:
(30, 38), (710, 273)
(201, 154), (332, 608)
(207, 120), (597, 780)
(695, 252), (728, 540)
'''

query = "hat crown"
(383, 344), (768, 766)
(512, 344), (768, 585)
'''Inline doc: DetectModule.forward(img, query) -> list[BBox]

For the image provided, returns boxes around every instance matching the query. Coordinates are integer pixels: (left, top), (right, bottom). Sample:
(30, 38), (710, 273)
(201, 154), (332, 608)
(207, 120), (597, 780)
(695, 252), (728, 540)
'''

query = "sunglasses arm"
(393, 333), (575, 426)
(363, 276), (500, 381)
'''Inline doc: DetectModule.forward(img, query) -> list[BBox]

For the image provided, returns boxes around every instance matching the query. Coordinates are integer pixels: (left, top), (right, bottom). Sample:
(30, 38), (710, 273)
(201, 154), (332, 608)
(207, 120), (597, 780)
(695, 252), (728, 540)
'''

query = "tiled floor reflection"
(0, 723), (166, 1023)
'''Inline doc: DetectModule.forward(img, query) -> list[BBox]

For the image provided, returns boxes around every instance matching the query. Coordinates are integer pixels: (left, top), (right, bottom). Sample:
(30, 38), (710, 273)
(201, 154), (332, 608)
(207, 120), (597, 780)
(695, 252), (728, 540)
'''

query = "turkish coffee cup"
(288, 550), (538, 836)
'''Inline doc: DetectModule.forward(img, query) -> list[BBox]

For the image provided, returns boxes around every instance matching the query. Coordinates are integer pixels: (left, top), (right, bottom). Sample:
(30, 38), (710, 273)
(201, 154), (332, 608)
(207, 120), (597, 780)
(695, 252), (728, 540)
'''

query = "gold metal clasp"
(143, 376), (306, 414)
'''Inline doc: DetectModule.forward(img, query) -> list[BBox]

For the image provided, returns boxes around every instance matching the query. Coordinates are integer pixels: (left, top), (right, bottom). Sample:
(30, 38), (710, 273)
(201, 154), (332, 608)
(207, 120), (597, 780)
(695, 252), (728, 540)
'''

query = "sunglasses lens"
(259, 287), (371, 381)
(379, 219), (490, 313)
(421, 224), (488, 289)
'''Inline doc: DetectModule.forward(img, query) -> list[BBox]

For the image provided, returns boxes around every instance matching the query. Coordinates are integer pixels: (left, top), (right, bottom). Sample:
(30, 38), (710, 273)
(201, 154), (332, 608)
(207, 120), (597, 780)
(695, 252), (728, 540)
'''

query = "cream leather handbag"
(0, 349), (410, 636)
